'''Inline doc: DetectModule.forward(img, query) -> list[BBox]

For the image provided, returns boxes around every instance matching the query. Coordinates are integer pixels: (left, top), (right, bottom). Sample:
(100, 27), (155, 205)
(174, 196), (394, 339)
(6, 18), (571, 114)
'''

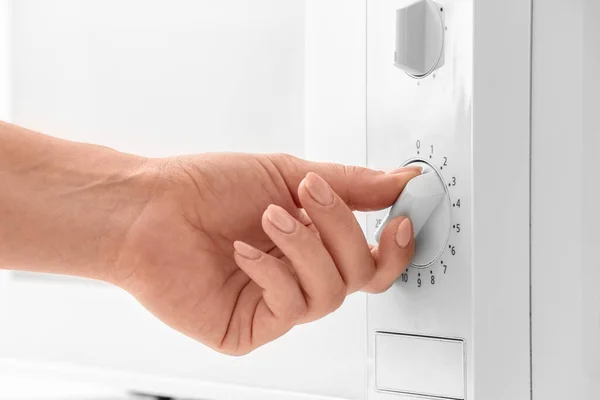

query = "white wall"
(10, 0), (305, 157)
(0, 0), (10, 121)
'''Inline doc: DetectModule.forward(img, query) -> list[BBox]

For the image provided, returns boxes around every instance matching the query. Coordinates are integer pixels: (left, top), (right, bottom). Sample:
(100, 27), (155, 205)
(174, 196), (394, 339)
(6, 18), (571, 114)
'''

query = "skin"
(0, 121), (420, 356)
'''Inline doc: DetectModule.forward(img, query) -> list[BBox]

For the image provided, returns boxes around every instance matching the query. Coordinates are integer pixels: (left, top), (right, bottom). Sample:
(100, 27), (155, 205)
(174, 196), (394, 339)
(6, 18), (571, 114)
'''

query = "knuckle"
(353, 267), (376, 291)
(286, 296), (308, 322)
(327, 284), (347, 312)
(221, 347), (251, 357)
(364, 279), (393, 294)
(341, 165), (358, 189)
(270, 152), (291, 162)
(342, 164), (358, 178)
(344, 164), (370, 184)
(269, 153), (297, 170)
(340, 165), (365, 210)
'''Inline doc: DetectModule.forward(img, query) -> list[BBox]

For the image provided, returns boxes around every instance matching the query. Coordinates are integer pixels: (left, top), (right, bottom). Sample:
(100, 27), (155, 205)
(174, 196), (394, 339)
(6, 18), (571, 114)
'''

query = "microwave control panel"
(366, 1), (473, 399)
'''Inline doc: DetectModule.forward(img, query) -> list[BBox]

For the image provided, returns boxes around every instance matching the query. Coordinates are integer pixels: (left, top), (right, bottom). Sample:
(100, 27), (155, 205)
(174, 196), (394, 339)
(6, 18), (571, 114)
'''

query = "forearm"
(0, 121), (160, 280)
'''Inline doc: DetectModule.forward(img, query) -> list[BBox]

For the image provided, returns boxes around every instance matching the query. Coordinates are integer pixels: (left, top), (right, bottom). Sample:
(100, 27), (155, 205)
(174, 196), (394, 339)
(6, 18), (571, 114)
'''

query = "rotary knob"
(375, 161), (451, 268)
(394, 0), (445, 78)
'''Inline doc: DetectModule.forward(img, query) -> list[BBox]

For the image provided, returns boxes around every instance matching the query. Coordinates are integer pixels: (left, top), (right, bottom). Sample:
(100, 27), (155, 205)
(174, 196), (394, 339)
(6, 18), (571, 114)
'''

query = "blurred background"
(2, 0), (305, 156)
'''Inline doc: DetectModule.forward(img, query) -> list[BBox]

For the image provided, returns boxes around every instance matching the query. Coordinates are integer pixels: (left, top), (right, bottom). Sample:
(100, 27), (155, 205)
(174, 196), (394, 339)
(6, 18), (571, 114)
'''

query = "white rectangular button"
(375, 332), (465, 399)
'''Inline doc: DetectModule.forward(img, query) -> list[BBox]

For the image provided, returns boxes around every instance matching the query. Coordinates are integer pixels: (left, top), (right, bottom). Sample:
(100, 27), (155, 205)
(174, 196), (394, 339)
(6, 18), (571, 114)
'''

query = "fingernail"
(266, 205), (296, 234)
(395, 218), (413, 248)
(386, 166), (423, 175)
(304, 173), (334, 206)
(234, 241), (262, 260)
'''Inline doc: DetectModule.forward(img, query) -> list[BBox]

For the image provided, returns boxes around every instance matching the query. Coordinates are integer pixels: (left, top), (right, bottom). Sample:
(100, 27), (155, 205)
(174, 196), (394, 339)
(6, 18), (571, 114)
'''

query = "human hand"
(0, 123), (419, 355)
(109, 153), (420, 355)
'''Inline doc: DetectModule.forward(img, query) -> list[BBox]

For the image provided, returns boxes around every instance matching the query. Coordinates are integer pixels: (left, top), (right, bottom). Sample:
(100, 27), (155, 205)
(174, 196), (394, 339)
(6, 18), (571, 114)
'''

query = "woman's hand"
(109, 153), (420, 355)
(0, 122), (419, 356)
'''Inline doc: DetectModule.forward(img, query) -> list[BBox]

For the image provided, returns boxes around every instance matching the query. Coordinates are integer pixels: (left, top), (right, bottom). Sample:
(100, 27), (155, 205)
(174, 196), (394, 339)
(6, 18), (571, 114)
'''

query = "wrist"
(0, 122), (163, 281)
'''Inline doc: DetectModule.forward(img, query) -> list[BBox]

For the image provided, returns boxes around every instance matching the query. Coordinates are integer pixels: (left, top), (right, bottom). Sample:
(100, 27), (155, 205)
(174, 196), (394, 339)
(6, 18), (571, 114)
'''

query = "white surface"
(471, 0), (532, 399)
(0, 1), (367, 400)
(366, 1), (473, 398)
(531, 0), (600, 399)
(10, 0), (305, 157)
(394, 0), (445, 77)
(0, 0), (10, 121)
(581, 2), (600, 396)
(375, 333), (464, 399)
(366, 0), (531, 399)
(375, 161), (451, 268)
(1, 359), (347, 400)
(0, 372), (128, 400)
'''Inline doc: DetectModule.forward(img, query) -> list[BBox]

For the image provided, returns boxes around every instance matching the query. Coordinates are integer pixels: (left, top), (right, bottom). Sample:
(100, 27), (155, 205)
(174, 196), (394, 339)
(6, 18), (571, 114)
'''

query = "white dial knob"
(394, 0), (445, 78)
(375, 161), (451, 268)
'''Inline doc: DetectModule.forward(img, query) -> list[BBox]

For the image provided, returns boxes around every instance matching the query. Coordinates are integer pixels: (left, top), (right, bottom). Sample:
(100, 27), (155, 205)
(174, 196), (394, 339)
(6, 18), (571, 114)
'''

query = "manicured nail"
(234, 241), (262, 260)
(304, 173), (334, 206)
(386, 166), (423, 175)
(395, 218), (413, 248)
(266, 205), (296, 234)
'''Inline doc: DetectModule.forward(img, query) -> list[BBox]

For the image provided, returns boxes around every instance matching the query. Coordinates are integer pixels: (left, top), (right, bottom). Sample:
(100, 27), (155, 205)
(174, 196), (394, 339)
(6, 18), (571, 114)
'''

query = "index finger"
(267, 154), (421, 211)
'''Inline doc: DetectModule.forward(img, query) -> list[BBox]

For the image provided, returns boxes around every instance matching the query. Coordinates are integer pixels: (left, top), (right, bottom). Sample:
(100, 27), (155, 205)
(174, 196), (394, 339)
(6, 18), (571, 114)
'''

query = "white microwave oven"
(0, 1), (598, 399)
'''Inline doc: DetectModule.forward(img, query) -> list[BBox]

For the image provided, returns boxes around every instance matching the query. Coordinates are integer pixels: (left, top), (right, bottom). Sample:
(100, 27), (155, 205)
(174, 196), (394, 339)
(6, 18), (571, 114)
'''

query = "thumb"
(267, 154), (422, 211)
